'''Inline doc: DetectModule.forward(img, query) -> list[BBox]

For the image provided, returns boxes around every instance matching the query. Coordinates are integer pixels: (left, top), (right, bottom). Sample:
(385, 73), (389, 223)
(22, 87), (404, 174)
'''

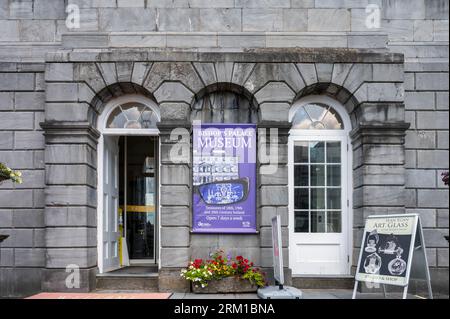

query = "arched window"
(107, 102), (159, 129)
(291, 103), (344, 130)
(100, 95), (160, 134)
(191, 91), (257, 124)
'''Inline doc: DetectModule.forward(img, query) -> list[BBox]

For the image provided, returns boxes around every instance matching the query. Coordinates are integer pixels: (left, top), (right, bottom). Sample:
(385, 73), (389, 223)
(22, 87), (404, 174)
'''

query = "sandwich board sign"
(353, 214), (433, 299)
(257, 215), (303, 299)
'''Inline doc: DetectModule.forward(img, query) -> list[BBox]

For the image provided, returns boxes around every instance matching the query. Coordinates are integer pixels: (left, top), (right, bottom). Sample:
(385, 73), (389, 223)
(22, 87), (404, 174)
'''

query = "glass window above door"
(107, 102), (159, 129)
(291, 103), (344, 130)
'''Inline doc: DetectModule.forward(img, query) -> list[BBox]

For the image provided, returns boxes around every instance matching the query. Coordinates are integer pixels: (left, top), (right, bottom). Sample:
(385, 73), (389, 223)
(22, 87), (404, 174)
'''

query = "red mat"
(26, 293), (172, 300)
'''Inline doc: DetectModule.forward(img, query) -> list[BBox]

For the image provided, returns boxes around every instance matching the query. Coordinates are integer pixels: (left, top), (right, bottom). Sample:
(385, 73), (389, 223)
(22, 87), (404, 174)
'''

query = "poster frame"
(191, 123), (258, 234)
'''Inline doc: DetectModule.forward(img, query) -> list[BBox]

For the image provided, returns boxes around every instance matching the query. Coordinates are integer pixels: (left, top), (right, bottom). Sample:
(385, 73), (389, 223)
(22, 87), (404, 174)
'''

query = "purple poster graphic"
(192, 123), (257, 234)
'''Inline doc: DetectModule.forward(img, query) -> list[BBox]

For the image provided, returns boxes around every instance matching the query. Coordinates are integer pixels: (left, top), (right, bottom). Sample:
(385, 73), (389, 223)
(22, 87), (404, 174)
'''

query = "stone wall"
(0, 0), (448, 297)
(37, 49), (407, 294)
(404, 61), (449, 293)
(0, 62), (46, 297)
(0, 0), (448, 59)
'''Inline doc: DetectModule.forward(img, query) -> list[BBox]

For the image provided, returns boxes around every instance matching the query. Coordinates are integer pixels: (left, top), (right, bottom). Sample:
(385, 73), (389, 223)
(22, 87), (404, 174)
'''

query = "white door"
(289, 136), (350, 275)
(102, 136), (121, 272)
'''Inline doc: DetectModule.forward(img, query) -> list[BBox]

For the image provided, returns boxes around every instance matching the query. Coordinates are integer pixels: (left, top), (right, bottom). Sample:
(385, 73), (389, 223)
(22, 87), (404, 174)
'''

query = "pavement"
(17, 289), (448, 300)
(170, 289), (448, 299)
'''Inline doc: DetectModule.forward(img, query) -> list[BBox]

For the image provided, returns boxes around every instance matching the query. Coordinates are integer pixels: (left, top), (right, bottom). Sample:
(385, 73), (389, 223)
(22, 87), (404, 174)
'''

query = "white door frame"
(288, 95), (353, 276)
(97, 95), (161, 274)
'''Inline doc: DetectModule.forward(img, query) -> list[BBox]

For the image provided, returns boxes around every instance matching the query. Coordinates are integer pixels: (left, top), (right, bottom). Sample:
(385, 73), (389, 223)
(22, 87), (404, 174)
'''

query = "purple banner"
(192, 123), (257, 234)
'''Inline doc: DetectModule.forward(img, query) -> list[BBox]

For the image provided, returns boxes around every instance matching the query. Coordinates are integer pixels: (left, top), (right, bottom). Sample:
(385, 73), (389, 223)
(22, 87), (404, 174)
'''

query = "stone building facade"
(0, 0), (448, 297)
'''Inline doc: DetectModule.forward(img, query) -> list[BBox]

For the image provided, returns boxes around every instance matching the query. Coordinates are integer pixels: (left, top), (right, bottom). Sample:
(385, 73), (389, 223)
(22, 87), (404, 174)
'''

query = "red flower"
(192, 259), (203, 269)
(236, 256), (243, 261)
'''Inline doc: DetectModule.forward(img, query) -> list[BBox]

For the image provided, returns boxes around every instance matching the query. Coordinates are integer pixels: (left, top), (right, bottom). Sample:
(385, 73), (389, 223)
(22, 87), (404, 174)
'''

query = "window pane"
(327, 165), (341, 186)
(310, 142), (325, 163)
(294, 142), (309, 163)
(311, 188), (325, 209)
(327, 142), (341, 163)
(107, 107), (127, 128)
(327, 188), (341, 209)
(295, 211), (309, 233)
(304, 104), (327, 122)
(327, 211), (342, 233)
(322, 109), (344, 130)
(294, 165), (309, 186)
(140, 110), (158, 128)
(311, 211), (326, 233)
(311, 165), (325, 186)
(295, 188), (309, 209)
(292, 108), (313, 129)
(122, 105), (144, 125)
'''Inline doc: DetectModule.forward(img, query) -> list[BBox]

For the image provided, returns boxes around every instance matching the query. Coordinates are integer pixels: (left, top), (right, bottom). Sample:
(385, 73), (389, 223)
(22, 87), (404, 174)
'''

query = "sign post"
(272, 214), (285, 287)
(257, 215), (303, 299)
(353, 214), (433, 299)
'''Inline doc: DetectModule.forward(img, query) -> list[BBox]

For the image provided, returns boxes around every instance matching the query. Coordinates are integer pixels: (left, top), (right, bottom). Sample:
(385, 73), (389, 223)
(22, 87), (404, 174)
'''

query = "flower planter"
(192, 276), (258, 294)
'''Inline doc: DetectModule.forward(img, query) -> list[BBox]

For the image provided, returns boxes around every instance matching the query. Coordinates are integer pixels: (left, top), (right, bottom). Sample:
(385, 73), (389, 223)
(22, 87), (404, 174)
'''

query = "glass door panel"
(293, 141), (343, 234)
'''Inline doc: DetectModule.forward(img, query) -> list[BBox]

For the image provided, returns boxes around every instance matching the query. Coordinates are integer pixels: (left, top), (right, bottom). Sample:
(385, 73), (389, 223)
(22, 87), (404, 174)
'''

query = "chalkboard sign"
(353, 214), (433, 299)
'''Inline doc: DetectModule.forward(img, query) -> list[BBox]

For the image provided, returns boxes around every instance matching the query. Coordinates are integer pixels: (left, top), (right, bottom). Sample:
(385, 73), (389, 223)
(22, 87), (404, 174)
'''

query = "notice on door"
(192, 123), (257, 234)
(355, 215), (418, 286)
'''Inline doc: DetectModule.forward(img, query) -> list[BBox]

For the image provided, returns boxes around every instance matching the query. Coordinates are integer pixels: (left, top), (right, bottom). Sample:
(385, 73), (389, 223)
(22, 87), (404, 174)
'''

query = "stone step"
(292, 276), (355, 290)
(96, 274), (159, 291)
(96, 267), (160, 291)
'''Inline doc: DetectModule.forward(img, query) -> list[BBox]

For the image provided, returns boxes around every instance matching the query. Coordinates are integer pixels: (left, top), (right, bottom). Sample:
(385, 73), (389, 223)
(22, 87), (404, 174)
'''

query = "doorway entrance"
(288, 96), (352, 276)
(119, 136), (158, 264)
(97, 95), (160, 274)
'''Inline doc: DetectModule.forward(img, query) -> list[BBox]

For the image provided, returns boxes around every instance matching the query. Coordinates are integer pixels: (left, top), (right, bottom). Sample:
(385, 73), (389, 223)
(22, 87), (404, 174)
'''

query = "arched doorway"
(288, 95), (353, 276)
(97, 95), (161, 273)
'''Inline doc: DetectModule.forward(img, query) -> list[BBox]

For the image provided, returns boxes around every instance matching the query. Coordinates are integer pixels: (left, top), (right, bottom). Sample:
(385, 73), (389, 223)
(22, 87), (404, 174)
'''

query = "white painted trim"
(97, 134), (104, 274)
(97, 95), (161, 274)
(158, 139), (162, 270)
(288, 95), (353, 276)
(289, 95), (352, 134)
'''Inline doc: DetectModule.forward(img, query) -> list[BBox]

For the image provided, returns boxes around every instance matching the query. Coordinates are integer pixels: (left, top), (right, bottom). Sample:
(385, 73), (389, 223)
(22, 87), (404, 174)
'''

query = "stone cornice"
(350, 121), (410, 139)
(41, 121), (101, 139)
(46, 47), (404, 64)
